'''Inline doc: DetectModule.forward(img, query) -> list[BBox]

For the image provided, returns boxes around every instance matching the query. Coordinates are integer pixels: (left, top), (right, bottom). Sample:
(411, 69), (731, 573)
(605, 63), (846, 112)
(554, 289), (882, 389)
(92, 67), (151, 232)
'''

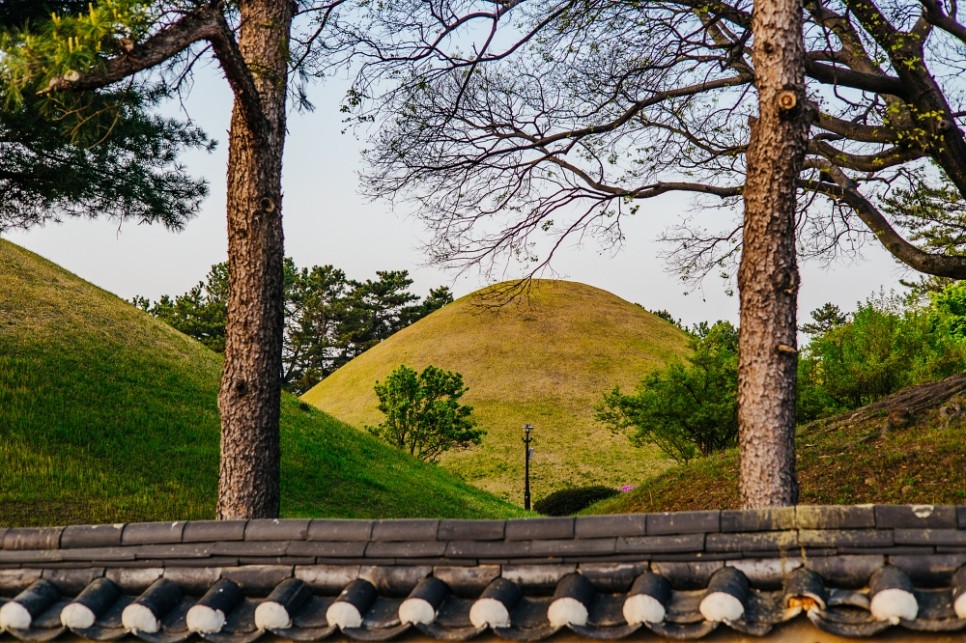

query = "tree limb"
(803, 179), (966, 278)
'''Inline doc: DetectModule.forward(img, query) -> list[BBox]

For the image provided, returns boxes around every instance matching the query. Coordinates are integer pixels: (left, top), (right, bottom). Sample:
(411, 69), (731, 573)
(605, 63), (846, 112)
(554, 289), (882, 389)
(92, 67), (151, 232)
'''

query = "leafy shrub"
(534, 486), (618, 516)
(366, 364), (484, 462)
(597, 321), (738, 464)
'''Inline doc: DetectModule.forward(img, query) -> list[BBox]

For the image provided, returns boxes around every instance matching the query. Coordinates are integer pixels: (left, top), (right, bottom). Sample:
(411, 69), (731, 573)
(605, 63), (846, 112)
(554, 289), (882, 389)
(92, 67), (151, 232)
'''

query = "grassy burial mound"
(0, 240), (520, 526)
(302, 280), (691, 502)
(590, 373), (966, 513)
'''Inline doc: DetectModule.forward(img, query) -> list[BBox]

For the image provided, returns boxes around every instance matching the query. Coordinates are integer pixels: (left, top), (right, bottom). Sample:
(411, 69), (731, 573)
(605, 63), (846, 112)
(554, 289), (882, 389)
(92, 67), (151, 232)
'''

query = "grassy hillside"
(0, 239), (522, 526)
(588, 373), (966, 513)
(302, 280), (691, 502)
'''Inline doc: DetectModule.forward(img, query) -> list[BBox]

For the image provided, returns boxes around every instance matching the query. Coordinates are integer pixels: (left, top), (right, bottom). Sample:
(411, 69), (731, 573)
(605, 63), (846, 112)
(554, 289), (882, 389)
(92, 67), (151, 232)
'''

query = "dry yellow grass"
(301, 279), (691, 503)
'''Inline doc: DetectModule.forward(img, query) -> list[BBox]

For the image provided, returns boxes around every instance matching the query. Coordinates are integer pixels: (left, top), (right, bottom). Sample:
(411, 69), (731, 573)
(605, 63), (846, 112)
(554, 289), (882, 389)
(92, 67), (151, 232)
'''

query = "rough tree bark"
(216, 0), (294, 519)
(737, 0), (810, 508)
(3, 0), (304, 518)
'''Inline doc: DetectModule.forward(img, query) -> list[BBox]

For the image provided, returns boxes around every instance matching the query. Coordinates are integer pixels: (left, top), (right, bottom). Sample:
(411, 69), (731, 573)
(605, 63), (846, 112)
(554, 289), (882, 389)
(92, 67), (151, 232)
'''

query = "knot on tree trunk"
(777, 90), (797, 111)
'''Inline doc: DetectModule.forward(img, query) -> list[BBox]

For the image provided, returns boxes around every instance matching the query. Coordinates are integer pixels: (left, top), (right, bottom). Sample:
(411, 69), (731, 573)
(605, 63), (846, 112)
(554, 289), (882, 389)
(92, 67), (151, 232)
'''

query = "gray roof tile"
(245, 519), (311, 541)
(796, 505), (875, 529)
(286, 541), (368, 558)
(894, 528), (966, 546)
(39, 567), (105, 593)
(705, 531), (798, 553)
(208, 541), (289, 557)
(122, 522), (185, 545)
(133, 543), (214, 559)
(161, 566), (222, 593)
(647, 511), (720, 535)
(104, 567), (164, 591)
(649, 560), (725, 589)
(505, 518), (575, 541)
(61, 524), (124, 549)
(798, 528), (894, 548)
(721, 508), (796, 532)
(0, 549), (66, 564)
(365, 541), (448, 559)
(182, 520), (248, 543)
(576, 562), (648, 591)
(1, 506), (964, 641)
(574, 515), (647, 538)
(220, 564), (294, 591)
(836, 546), (936, 556)
(528, 538), (617, 557)
(239, 556), (317, 566)
(804, 555), (884, 588)
(295, 564), (361, 592)
(308, 520), (374, 542)
(3, 527), (64, 550)
(61, 547), (137, 562)
(889, 553), (966, 585)
(432, 565), (500, 596)
(372, 520), (440, 542)
(0, 568), (43, 592)
(445, 539), (532, 559)
(501, 563), (576, 588)
(438, 520), (505, 541)
(875, 505), (958, 529)
(725, 558), (802, 588)
(360, 565), (431, 595)
(617, 533), (705, 555)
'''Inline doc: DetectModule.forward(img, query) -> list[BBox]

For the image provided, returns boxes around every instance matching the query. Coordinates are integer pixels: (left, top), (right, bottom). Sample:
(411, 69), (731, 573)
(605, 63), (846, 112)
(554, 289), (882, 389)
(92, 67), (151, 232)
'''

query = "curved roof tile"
(0, 505), (964, 640)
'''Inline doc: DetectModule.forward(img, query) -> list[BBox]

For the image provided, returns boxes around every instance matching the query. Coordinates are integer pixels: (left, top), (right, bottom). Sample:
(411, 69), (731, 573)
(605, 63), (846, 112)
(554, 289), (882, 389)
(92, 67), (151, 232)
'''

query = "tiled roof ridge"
(4, 504), (965, 549)
(0, 505), (962, 585)
(0, 505), (963, 641)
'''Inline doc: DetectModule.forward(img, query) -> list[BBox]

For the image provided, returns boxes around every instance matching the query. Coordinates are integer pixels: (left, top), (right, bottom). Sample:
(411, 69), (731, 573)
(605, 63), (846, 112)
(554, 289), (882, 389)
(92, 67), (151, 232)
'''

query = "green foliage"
(136, 261), (452, 394)
(0, 0), (152, 108)
(597, 321), (739, 464)
(0, 3), (212, 232)
(586, 375), (966, 515)
(643, 306), (685, 330)
(882, 178), (966, 257)
(0, 240), (522, 525)
(930, 281), (966, 339)
(533, 486), (618, 516)
(799, 302), (847, 336)
(367, 365), (484, 462)
(798, 290), (966, 415)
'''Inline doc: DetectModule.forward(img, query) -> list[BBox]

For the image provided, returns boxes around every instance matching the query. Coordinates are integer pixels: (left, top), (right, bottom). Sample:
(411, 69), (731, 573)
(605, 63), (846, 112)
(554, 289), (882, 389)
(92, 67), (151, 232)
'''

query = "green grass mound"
(302, 279), (690, 503)
(0, 239), (521, 526)
(586, 374), (966, 513)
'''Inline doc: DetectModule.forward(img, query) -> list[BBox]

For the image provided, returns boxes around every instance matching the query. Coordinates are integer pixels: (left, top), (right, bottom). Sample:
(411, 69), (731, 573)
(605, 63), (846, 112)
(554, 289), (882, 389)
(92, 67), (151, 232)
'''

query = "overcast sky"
(4, 62), (914, 330)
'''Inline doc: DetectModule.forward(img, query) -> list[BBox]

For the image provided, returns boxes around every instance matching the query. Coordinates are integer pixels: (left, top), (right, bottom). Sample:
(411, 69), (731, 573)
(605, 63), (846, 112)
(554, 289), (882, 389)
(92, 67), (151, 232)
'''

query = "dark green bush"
(534, 486), (618, 516)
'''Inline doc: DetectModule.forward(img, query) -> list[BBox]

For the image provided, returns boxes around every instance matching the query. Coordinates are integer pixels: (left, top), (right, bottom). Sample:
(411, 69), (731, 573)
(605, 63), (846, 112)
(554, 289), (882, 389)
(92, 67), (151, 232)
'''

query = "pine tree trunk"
(737, 0), (809, 508)
(216, 0), (294, 519)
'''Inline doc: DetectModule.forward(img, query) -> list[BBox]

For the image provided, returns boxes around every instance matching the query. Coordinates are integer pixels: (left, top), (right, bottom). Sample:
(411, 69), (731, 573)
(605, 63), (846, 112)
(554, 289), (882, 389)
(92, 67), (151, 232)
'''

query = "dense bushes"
(797, 286), (966, 421)
(602, 282), (966, 460)
(534, 486), (619, 516)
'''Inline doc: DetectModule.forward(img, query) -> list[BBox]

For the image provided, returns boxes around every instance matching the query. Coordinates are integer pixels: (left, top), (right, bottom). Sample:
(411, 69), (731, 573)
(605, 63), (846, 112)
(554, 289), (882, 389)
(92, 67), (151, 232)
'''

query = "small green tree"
(367, 365), (484, 462)
(597, 321), (739, 464)
(800, 303), (848, 336)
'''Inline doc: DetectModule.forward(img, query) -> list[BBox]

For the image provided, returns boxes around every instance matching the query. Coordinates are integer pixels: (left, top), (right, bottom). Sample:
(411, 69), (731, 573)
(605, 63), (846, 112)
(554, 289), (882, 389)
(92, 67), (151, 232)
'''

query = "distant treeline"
(134, 259), (452, 394)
